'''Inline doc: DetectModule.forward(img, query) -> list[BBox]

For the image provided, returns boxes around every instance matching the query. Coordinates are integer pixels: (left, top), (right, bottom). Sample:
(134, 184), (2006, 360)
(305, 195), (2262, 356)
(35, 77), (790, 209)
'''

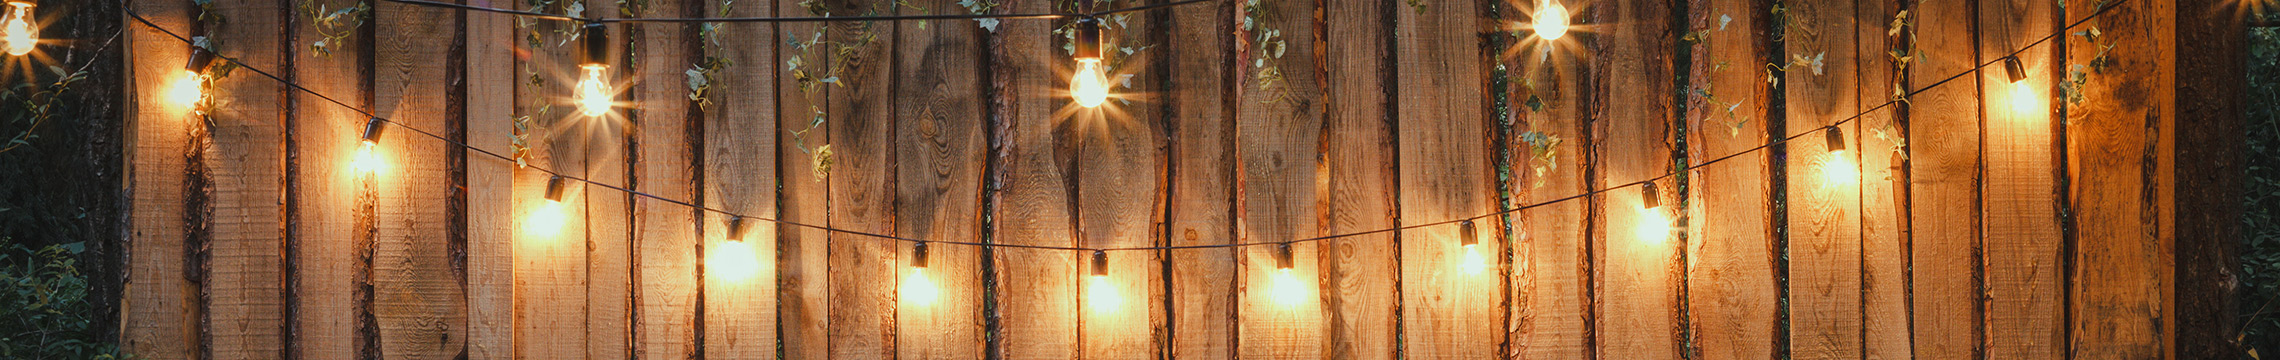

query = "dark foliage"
(2239, 23), (2280, 359)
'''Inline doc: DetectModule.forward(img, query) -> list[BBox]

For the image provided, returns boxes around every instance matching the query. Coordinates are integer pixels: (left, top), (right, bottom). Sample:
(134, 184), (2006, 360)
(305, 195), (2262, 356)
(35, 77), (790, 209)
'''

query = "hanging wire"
(375, 0), (1207, 24)
(118, 0), (2131, 252)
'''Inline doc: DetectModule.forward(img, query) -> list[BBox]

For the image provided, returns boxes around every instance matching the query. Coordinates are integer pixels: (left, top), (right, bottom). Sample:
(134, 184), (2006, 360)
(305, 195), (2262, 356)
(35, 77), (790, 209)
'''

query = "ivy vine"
(297, 0), (371, 57)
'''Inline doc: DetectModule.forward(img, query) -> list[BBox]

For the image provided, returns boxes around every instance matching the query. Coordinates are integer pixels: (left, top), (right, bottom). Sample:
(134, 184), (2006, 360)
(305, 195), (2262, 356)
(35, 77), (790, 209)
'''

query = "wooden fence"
(112, 0), (2244, 358)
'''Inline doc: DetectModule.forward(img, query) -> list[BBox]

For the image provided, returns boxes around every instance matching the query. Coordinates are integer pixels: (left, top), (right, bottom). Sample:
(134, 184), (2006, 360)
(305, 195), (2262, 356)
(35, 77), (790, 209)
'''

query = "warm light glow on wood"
(168, 70), (203, 108)
(1635, 206), (1670, 243)
(1459, 244), (1486, 275)
(902, 268), (938, 307)
(709, 239), (761, 283)
(1272, 268), (1306, 306)
(524, 200), (567, 238)
(1087, 274), (1121, 312)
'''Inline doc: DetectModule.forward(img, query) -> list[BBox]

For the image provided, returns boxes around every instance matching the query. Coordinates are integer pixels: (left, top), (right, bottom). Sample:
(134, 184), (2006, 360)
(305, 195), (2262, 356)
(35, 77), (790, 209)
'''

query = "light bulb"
(576, 65), (611, 117)
(1821, 154), (1856, 186)
(1460, 244), (1486, 274)
(903, 268), (938, 306)
(2, 2), (34, 56)
(1534, 1), (1568, 40)
(1635, 207), (1670, 243)
(1071, 59), (1109, 108)
(1272, 268), (1305, 305)
(168, 70), (204, 108)
(2008, 81), (2038, 117)
(352, 142), (386, 174)
(525, 200), (567, 238)
(709, 239), (760, 283)
(1087, 274), (1120, 312)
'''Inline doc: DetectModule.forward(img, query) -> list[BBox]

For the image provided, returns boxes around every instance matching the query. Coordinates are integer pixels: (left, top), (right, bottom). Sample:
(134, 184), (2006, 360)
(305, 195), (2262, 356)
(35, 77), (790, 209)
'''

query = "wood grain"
(462, 2), (517, 357)
(374, 0), (470, 357)
(583, 1), (633, 357)
(823, 0), (899, 356)
(1077, 3), (1167, 358)
(1980, 0), (2063, 358)
(1682, 0), (1777, 358)
(2065, 0), (2173, 357)
(776, 0), (833, 355)
(1235, 0), (1323, 356)
(1165, 0), (1239, 357)
(1322, 0), (1399, 357)
(988, 0), (1079, 356)
(288, 0), (371, 356)
(122, 0), (202, 356)
(1507, 2), (1592, 356)
(1785, 0), (1865, 357)
(1854, 0), (1912, 358)
(1396, 0), (1501, 356)
(1907, 0), (1983, 356)
(1588, 0), (1681, 358)
(511, 1), (589, 356)
(891, 1), (987, 357)
(700, 0), (779, 357)
(629, 0), (701, 357)
(203, 0), (288, 356)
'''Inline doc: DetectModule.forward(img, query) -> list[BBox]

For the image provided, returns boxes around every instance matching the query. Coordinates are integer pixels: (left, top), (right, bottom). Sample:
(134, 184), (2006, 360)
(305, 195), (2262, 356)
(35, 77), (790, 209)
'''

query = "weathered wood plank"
(1396, 0), (1500, 356)
(2172, 0), (2247, 356)
(288, 0), (370, 356)
(373, 0), (470, 357)
(1681, 0), (1777, 358)
(1507, 2), (1591, 357)
(700, 0), (778, 357)
(629, 0), (701, 357)
(1854, 0), (1912, 358)
(776, 0), (832, 355)
(1077, 3), (1167, 358)
(511, 1), (589, 356)
(463, 2), (517, 357)
(1980, 0), (2063, 358)
(122, 0), (203, 356)
(584, 2), (633, 357)
(1785, 0), (1866, 357)
(1323, 0), (1398, 357)
(988, 0), (1079, 356)
(203, 0), (289, 356)
(2065, 0), (2173, 357)
(1165, 0), (1238, 357)
(891, 1), (986, 357)
(1906, 0), (1982, 356)
(824, 0), (898, 356)
(1235, 0), (1323, 356)
(1588, 0), (1681, 358)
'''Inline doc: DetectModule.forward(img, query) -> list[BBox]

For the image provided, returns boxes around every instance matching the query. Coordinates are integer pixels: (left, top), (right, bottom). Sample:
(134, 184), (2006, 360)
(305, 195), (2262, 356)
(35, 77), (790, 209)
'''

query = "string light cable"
(117, 0), (2130, 253)
(378, 0), (1215, 24)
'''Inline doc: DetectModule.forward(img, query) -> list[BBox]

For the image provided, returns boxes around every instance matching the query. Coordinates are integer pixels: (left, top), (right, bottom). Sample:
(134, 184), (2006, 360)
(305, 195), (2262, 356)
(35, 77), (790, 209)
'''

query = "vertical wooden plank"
(1396, 0), (1500, 356)
(701, 0), (779, 356)
(1323, 0), (1398, 357)
(1588, 0), (1681, 358)
(2064, 0), (2173, 357)
(1681, 0), (1777, 357)
(462, 1), (517, 357)
(1982, 0), (2064, 358)
(1235, 0), (1322, 356)
(628, 0), (701, 358)
(286, 0), (368, 356)
(1906, 0), (1981, 356)
(374, 0), (470, 357)
(1508, 2), (1591, 357)
(2171, 0), (2247, 356)
(204, 0), (289, 356)
(1079, 5), (1168, 357)
(1165, 0), (1238, 356)
(776, 0), (831, 354)
(989, 0), (1078, 356)
(891, 0), (986, 357)
(1786, 0), (1866, 357)
(511, 0), (588, 356)
(1855, 0), (1913, 358)
(583, 1), (634, 358)
(123, 0), (202, 356)
(824, 0), (897, 357)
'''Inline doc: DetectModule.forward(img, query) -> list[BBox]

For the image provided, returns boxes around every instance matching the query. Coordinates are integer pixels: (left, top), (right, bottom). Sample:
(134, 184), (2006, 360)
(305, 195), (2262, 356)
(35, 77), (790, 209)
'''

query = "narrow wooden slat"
(1980, 1), (2063, 358)
(1507, 3), (1591, 357)
(776, 0), (832, 354)
(1786, 0), (1866, 357)
(204, 0), (289, 356)
(1396, 0), (1500, 356)
(287, 0), (370, 356)
(890, 1), (986, 357)
(1077, 11), (1169, 356)
(463, 2), (518, 357)
(511, 2), (588, 356)
(582, 1), (633, 357)
(1906, 0), (1982, 356)
(700, 0), (779, 357)
(2064, 0), (2173, 357)
(1165, 0), (1239, 356)
(1681, 0), (1777, 357)
(1322, 0), (1399, 357)
(1854, 0), (1913, 358)
(122, 0), (202, 356)
(823, 0), (898, 356)
(629, 0), (701, 357)
(1235, 0), (1323, 355)
(988, 0), (1078, 355)
(2172, 0), (2248, 356)
(1587, 0), (1681, 358)
(374, 0), (469, 357)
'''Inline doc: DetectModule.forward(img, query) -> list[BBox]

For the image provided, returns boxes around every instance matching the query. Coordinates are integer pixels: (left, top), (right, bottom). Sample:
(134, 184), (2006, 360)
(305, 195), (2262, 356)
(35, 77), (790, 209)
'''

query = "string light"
(170, 42), (215, 108)
(2002, 56), (2037, 116)
(1271, 243), (1305, 305)
(1457, 220), (1485, 274)
(1821, 127), (1855, 184)
(525, 176), (570, 238)
(575, 22), (612, 117)
(1532, 0), (1568, 40)
(903, 242), (938, 306)
(0, 0), (33, 56)
(1069, 17), (1109, 108)
(1087, 250), (1120, 312)
(353, 118), (387, 173)
(1636, 182), (1670, 243)
(710, 216), (762, 282)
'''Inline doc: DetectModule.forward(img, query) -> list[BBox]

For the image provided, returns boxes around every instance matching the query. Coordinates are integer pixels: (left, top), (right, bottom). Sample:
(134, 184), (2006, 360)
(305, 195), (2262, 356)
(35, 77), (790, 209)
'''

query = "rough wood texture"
(1853, 0), (1912, 358)
(1323, 0), (1399, 357)
(775, 0), (832, 355)
(463, 3), (517, 358)
(1078, 2), (1169, 359)
(629, 0), (701, 357)
(1786, 0), (1866, 357)
(581, 4), (634, 359)
(288, 0), (371, 356)
(203, 0), (288, 357)
(1906, 0), (1982, 356)
(2065, 0), (2173, 357)
(1165, 0), (1239, 357)
(700, 0), (779, 357)
(1589, 0), (1681, 358)
(511, 2), (589, 357)
(2171, 0), (2245, 357)
(1979, 0), (2062, 358)
(892, 0), (986, 357)
(1235, 0), (1323, 355)
(1682, 0), (1777, 358)
(1396, 0), (1500, 356)
(374, 0), (471, 357)
(122, 0), (202, 356)
(823, 0), (898, 356)
(988, 0), (1078, 357)
(1508, 3), (1592, 357)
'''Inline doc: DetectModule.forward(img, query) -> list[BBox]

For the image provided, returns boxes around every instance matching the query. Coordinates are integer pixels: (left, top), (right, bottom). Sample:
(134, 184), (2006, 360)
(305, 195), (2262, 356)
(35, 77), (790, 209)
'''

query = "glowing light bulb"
(1821, 154), (1856, 186)
(525, 200), (567, 238)
(352, 142), (386, 174)
(1460, 244), (1486, 274)
(1071, 59), (1109, 108)
(903, 268), (939, 306)
(576, 65), (611, 117)
(1533, 1), (1569, 40)
(1272, 268), (1306, 305)
(1, 2), (35, 56)
(1635, 207), (1670, 243)
(710, 239), (761, 283)
(1087, 250), (1119, 312)
(168, 70), (204, 108)
(2007, 81), (2038, 117)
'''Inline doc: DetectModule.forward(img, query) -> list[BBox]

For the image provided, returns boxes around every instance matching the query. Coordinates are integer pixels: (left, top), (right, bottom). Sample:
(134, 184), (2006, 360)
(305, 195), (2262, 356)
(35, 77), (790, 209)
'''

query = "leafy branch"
(297, 0), (371, 57)
(1240, 0), (1293, 104)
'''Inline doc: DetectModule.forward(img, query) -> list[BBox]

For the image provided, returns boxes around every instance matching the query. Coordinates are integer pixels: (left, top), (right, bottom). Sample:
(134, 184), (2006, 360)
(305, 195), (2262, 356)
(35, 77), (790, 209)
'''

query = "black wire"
(120, 0), (2129, 252)
(383, 0), (585, 22)
(376, 0), (1190, 24)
